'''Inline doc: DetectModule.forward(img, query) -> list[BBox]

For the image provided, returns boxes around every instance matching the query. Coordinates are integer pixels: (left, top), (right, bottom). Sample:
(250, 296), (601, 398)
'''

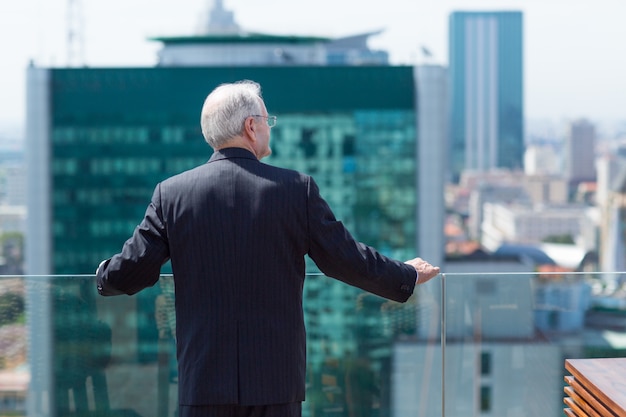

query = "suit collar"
(209, 147), (258, 163)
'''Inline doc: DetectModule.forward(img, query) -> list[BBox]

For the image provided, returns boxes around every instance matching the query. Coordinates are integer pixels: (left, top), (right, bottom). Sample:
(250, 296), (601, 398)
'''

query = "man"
(96, 80), (440, 417)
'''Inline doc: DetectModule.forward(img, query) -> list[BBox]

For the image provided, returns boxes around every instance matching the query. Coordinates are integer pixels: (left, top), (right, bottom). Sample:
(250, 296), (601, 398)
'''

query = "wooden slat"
(566, 359), (626, 416)
(565, 396), (593, 417)
(565, 409), (579, 417)
(565, 386), (602, 417)
(565, 375), (618, 417)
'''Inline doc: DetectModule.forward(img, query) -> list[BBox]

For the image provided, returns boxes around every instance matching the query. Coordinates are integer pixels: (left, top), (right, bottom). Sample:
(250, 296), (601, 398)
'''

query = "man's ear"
(243, 116), (252, 132)
(243, 117), (257, 141)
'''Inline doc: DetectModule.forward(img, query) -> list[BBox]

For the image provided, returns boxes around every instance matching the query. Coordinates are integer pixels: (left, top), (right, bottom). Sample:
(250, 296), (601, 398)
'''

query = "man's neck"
(215, 137), (258, 159)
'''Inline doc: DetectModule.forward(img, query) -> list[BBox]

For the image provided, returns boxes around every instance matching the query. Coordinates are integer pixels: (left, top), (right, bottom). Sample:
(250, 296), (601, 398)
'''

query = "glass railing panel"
(10, 271), (620, 417)
(440, 271), (626, 417)
(1, 273), (441, 417)
(301, 273), (440, 417)
(0, 274), (170, 417)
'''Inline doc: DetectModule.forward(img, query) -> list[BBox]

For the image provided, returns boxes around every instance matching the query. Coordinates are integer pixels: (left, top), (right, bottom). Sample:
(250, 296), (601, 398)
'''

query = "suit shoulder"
(160, 164), (210, 185)
(159, 161), (311, 189)
(260, 162), (310, 182)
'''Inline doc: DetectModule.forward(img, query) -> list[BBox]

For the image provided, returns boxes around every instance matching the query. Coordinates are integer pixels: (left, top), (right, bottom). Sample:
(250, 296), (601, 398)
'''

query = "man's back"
(160, 148), (310, 405)
(98, 147), (418, 405)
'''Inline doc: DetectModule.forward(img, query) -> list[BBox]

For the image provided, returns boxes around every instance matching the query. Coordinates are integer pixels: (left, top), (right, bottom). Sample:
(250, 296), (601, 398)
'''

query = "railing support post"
(441, 273), (446, 417)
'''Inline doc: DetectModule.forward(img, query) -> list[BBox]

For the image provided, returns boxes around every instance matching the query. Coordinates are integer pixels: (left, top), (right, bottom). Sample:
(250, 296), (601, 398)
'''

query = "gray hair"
(200, 80), (264, 149)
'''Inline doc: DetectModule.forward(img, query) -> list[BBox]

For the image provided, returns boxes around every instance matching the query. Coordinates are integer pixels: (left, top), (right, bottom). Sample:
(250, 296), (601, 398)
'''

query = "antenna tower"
(66, 0), (85, 66)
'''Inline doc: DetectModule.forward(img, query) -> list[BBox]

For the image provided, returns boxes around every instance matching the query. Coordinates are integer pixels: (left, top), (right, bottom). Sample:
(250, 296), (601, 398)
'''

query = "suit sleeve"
(305, 177), (416, 303)
(97, 184), (170, 296)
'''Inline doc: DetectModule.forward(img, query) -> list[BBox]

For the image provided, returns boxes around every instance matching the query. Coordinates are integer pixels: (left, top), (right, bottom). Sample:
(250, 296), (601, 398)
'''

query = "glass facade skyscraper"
(42, 66), (417, 274)
(27, 65), (421, 415)
(449, 11), (524, 181)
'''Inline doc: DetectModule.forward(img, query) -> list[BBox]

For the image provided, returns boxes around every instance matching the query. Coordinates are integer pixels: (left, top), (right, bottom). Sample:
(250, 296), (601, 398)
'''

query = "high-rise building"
(597, 151), (626, 274)
(415, 65), (447, 269)
(448, 11), (524, 181)
(27, 66), (418, 276)
(24, 2), (452, 414)
(566, 118), (596, 188)
(26, 37), (428, 417)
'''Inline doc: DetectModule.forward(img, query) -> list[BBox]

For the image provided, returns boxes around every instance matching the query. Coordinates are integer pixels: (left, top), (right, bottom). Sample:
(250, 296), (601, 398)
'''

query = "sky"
(1, 0), (626, 136)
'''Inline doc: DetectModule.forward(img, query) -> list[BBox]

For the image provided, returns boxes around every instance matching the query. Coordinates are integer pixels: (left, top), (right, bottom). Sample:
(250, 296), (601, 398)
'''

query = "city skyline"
(1, 0), (626, 132)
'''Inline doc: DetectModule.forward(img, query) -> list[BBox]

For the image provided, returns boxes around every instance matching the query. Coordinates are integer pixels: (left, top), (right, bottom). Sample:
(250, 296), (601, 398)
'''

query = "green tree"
(0, 232), (24, 275)
(542, 234), (575, 244)
(0, 292), (25, 325)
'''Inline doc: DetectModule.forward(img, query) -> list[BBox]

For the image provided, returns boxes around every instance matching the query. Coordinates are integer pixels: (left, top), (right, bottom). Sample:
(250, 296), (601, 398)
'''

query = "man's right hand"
(95, 259), (108, 275)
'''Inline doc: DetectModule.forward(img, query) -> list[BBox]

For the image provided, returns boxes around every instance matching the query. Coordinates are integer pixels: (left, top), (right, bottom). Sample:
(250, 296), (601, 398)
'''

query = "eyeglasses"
(250, 115), (277, 128)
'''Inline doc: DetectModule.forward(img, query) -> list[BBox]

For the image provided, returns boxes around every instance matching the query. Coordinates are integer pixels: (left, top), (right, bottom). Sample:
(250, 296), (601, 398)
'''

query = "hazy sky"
(1, 0), (625, 133)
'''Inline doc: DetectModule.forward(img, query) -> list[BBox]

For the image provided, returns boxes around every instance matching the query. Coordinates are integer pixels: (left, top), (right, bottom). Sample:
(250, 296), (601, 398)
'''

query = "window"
(480, 351), (492, 375)
(480, 385), (492, 412)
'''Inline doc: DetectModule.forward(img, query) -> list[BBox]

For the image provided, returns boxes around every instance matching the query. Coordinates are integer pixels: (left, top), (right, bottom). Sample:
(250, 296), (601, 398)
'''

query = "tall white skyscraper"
(449, 11), (524, 182)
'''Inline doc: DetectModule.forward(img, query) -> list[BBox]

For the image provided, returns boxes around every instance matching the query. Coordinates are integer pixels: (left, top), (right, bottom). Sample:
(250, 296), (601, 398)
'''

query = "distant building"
(24, 1), (449, 413)
(454, 170), (567, 240)
(154, 0), (388, 68)
(0, 368), (28, 415)
(26, 62), (424, 414)
(566, 119), (596, 189)
(196, 0), (241, 34)
(0, 206), (25, 236)
(27, 65), (421, 274)
(524, 144), (561, 176)
(0, 165), (25, 207)
(481, 202), (595, 251)
(448, 11), (524, 182)
(467, 179), (530, 241)
(154, 31), (389, 67)
(597, 151), (626, 273)
(416, 64), (448, 268)
(523, 174), (568, 206)
(0, 144), (25, 207)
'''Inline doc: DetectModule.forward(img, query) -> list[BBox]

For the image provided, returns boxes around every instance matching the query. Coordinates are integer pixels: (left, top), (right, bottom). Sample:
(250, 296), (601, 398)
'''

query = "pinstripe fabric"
(97, 147), (417, 406)
(179, 403), (301, 417)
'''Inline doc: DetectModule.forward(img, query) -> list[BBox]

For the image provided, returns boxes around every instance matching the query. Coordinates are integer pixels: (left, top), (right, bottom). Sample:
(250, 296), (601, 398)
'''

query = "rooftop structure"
(152, 30), (389, 67)
(151, 0), (388, 66)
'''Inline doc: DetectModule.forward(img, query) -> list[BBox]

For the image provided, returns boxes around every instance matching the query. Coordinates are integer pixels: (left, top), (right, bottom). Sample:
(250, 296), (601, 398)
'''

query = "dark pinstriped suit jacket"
(97, 147), (417, 406)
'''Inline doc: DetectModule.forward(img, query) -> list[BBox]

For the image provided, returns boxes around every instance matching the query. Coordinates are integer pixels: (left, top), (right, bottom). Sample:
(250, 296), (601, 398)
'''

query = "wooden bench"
(564, 358), (626, 416)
